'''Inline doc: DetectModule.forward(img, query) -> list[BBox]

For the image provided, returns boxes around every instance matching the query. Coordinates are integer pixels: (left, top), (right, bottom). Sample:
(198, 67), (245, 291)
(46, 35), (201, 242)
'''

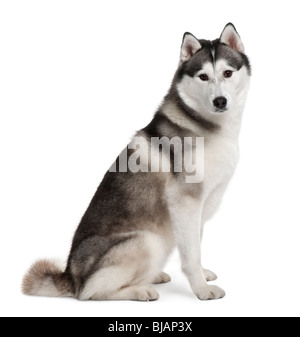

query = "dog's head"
(176, 24), (251, 116)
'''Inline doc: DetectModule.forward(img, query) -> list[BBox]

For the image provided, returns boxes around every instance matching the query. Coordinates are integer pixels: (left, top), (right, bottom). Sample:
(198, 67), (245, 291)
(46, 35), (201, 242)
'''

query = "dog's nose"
(213, 96), (227, 110)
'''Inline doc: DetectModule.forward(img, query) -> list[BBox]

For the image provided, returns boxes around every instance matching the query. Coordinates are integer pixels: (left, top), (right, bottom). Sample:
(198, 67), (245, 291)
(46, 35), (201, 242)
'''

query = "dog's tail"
(22, 259), (74, 298)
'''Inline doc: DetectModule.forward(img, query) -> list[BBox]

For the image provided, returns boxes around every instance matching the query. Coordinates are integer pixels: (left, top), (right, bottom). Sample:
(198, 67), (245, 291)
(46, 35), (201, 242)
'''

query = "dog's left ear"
(220, 23), (245, 53)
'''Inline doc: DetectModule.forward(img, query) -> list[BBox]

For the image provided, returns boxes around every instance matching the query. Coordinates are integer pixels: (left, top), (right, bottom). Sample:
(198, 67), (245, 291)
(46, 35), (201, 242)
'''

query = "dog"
(22, 23), (251, 301)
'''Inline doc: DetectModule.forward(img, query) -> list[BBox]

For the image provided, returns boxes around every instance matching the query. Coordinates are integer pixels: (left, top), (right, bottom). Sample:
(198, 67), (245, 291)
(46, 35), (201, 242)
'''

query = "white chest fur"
(203, 133), (239, 196)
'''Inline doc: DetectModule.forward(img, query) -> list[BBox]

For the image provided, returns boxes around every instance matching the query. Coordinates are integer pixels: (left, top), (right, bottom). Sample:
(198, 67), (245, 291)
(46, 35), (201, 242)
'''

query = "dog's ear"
(180, 33), (202, 62)
(220, 23), (245, 53)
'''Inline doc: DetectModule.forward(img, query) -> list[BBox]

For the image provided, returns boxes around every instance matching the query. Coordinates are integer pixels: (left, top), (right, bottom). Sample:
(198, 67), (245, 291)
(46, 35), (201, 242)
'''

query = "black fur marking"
(215, 41), (251, 74)
(142, 112), (186, 177)
(143, 112), (186, 139)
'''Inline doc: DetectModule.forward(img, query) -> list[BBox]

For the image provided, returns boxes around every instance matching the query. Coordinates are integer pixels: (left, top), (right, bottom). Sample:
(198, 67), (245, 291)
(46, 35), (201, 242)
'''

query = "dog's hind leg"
(78, 265), (160, 301)
(109, 285), (159, 301)
(77, 231), (169, 301)
(152, 272), (171, 284)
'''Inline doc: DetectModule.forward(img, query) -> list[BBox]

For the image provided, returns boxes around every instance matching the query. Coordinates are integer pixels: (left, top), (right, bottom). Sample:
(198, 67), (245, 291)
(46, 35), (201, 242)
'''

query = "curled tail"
(22, 259), (74, 298)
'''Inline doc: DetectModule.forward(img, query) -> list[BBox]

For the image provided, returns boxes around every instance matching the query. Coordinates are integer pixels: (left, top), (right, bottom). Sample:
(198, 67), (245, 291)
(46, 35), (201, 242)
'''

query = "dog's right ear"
(180, 33), (202, 63)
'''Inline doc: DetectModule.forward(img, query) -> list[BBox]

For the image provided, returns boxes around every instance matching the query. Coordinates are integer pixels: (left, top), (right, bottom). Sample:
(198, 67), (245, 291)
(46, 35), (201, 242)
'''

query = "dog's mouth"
(214, 108), (227, 114)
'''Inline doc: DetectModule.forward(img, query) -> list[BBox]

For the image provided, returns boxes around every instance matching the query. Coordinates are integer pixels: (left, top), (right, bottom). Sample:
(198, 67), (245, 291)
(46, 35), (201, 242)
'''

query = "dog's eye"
(199, 74), (209, 81)
(224, 70), (233, 78)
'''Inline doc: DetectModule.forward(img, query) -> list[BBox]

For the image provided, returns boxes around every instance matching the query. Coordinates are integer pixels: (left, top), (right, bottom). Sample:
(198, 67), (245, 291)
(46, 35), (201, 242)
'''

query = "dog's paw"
(203, 269), (217, 282)
(135, 286), (160, 302)
(196, 285), (225, 301)
(153, 272), (171, 284)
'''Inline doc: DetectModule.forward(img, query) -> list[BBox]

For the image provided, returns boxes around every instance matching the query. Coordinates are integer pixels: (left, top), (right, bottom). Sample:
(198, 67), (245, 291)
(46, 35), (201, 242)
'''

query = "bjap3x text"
(108, 321), (192, 334)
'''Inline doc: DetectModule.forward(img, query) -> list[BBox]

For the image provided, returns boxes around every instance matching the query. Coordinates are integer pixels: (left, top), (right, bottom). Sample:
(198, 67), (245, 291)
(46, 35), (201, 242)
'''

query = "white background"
(1, 0), (300, 318)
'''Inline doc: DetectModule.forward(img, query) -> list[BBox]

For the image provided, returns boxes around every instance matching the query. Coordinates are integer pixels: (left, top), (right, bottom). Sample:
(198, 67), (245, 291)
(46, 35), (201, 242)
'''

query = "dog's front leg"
(170, 201), (225, 300)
